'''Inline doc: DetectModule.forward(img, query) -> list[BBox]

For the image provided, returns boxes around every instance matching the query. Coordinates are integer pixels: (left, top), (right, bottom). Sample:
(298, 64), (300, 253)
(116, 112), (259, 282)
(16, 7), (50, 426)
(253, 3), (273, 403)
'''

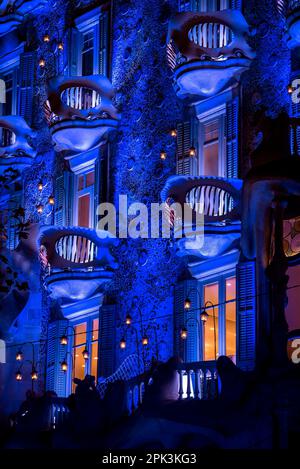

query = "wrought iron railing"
(61, 87), (101, 110)
(188, 22), (232, 48)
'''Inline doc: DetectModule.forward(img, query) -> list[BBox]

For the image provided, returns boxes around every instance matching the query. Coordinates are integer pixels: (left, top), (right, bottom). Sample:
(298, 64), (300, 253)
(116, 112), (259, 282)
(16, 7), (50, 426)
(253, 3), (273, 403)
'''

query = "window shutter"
(230, 0), (242, 9)
(18, 52), (36, 125)
(99, 12), (109, 76)
(46, 319), (69, 397)
(63, 172), (74, 226)
(226, 97), (239, 178)
(174, 278), (201, 362)
(99, 303), (116, 377)
(176, 121), (195, 176)
(291, 96), (300, 155)
(236, 260), (256, 371)
(54, 174), (65, 226)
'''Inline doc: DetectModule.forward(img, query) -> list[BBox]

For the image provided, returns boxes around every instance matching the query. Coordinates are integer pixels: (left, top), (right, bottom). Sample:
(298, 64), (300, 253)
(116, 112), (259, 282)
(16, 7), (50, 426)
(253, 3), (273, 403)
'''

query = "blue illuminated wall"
(109, 0), (185, 366)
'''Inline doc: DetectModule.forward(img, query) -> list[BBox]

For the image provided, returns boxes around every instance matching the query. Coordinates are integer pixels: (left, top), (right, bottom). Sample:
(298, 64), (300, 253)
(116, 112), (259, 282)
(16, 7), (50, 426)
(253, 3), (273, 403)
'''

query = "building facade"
(0, 0), (300, 414)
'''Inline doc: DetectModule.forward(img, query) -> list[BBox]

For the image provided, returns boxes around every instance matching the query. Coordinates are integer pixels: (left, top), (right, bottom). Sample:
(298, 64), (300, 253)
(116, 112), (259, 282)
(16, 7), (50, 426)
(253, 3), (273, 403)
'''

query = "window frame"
(73, 167), (95, 229)
(75, 8), (101, 76)
(0, 66), (19, 116)
(197, 105), (226, 177)
(67, 314), (99, 395)
(198, 268), (236, 359)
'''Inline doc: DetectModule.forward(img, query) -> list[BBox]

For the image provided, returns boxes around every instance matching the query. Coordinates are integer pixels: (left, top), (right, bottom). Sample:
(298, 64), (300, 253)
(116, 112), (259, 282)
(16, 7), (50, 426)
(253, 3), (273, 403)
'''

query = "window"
(75, 8), (108, 76)
(179, 0), (229, 11)
(75, 170), (95, 228)
(81, 31), (95, 76)
(0, 69), (19, 116)
(71, 317), (99, 392)
(201, 274), (236, 361)
(198, 108), (225, 177)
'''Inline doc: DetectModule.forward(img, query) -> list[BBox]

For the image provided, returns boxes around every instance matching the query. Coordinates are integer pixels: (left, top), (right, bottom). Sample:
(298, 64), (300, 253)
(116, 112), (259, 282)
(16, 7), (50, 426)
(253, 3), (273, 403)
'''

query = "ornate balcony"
(39, 226), (118, 301)
(0, 0), (47, 36)
(161, 175), (242, 260)
(166, 10), (255, 99)
(44, 75), (120, 154)
(0, 116), (36, 175)
(287, 1), (300, 46)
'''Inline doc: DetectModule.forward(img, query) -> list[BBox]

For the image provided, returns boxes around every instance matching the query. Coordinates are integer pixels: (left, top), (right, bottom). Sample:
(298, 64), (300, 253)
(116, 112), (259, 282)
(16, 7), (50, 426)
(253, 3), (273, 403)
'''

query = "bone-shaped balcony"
(161, 176), (242, 260)
(0, 0), (47, 36)
(44, 75), (120, 154)
(287, 1), (300, 46)
(39, 226), (118, 301)
(0, 116), (36, 175)
(167, 10), (255, 99)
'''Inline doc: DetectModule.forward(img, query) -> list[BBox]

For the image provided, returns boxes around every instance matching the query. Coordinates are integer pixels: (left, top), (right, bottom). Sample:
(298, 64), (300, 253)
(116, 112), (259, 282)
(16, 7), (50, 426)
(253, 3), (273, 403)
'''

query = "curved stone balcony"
(161, 175), (243, 260)
(0, 0), (47, 36)
(44, 75), (120, 154)
(287, 1), (300, 46)
(0, 116), (36, 175)
(39, 226), (118, 301)
(166, 9), (255, 99)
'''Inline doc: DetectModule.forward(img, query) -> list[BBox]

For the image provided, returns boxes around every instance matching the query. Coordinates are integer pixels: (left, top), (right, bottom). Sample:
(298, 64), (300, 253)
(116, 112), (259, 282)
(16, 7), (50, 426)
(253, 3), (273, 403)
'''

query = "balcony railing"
(0, 116), (36, 173)
(45, 75), (120, 153)
(39, 226), (118, 300)
(177, 361), (218, 400)
(166, 10), (255, 98)
(187, 22), (233, 49)
(61, 87), (101, 111)
(162, 175), (242, 224)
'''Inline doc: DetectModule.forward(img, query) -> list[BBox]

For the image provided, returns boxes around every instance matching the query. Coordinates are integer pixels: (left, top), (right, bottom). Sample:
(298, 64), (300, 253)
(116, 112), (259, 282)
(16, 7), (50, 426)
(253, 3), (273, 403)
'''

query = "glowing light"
(189, 146), (196, 157)
(61, 360), (68, 372)
(170, 129), (177, 137)
(142, 336), (149, 346)
(37, 204), (44, 214)
(120, 338), (126, 349)
(16, 351), (23, 361)
(60, 335), (68, 346)
(125, 314), (132, 325)
(48, 195), (55, 205)
(43, 34), (50, 43)
(180, 328), (188, 340)
(39, 58), (46, 68)
(31, 368), (38, 380)
(16, 370), (23, 381)
(184, 298), (191, 310)
(160, 150), (167, 160)
(82, 348), (89, 360)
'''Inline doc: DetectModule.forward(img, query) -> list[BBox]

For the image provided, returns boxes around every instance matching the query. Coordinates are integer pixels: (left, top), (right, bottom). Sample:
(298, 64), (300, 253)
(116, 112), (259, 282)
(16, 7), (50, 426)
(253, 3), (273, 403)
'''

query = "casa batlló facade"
(0, 0), (300, 451)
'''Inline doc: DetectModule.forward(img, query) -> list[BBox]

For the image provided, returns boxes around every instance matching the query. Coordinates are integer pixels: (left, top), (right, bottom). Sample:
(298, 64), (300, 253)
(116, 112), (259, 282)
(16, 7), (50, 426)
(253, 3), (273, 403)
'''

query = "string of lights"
(6, 281), (300, 351)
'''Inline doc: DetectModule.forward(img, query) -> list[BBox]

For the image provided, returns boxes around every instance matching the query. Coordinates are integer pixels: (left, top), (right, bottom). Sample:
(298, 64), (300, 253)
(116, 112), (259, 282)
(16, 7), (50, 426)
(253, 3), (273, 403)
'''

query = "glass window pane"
(225, 277), (236, 359)
(74, 323), (86, 346)
(91, 341), (98, 381)
(72, 345), (86, 391)
(82, 50), (94, 76)
(92, 318), (99, 341)
(203, 142), (219, 176)
(78, 175), (84, 191)
(86, 171), (95, 187)
(204, 120), (219, 143)
(204, 282), (219, 360)
(78, 194), (90, 227)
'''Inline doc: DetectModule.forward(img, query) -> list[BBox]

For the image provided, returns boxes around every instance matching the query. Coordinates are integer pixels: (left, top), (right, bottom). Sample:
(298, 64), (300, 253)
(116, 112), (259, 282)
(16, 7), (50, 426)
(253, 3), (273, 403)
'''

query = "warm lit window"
(75, 170), (95, 228)
(202, 274), (236, 361)
(71, 317), (99, 392)
(198, 108), (225, 177)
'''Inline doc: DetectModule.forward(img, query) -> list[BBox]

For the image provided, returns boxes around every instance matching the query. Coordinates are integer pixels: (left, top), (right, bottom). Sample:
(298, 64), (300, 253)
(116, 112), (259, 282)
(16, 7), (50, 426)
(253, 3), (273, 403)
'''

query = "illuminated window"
(201, 274), (236, 362)
(75, 170), (95, 228)
(71, 317), (99, 392)
(198, 108), (225, 177)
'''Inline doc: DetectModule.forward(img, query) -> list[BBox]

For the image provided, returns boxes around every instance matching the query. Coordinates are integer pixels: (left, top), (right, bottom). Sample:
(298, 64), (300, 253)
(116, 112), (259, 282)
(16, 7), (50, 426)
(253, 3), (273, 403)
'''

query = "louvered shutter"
(67, 28), (80, 76)
(99, 12), (109, 76)
(226, 97), (239, 178)
(230, 0), (242, 9)
(236, 260), (256, 371)
(174, 278), (201, 362)
(46, 319), (69, 396)
(18, 52), (36, 125)
(291, 94), (300, 155)
(176, 121), (196, 176)
(54, 174), (65, 226)
(64, 172), (74, 226)
(99, 303), (116, 377)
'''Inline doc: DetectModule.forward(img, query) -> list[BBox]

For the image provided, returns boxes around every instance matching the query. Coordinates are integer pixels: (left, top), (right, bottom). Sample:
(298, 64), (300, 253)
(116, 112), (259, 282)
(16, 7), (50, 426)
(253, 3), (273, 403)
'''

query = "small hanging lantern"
(180, 328), (188, 340)
(16, 370), (23, 381)
(82, 347), (89, 360)
(58, 42), (64, 51)
(31, 367), (38, 381)
(39, 58), (46, 68)
(170, 129), (177, 138)
(16, 350), (23, 361)
(60, 335), (68, 346)
(184, 298), (191, 310)
(160, 150), (167, 160)
(61, 360), (68, 372)
(125, 314), (132, 326)
(142, 335), (149, 346)
(43, 34), (50, 43)
(189, 146), (196, 157)
(120, 338), (126, 349)
(38, 181), (43, 191)
(48, 195), (55, 205)
(37, 204), (44, 214)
